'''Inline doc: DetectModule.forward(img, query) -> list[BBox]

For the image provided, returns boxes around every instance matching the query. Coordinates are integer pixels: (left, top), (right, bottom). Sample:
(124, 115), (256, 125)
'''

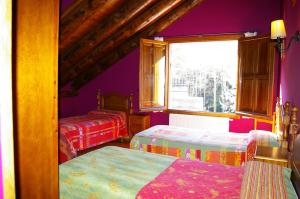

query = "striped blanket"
(130, 125), (257, 166)
(59, 110), (127, 163)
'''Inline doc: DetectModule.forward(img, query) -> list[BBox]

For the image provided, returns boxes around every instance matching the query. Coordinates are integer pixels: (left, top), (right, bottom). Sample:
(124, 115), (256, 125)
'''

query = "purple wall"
(60, 0), (281, 131)
(281, 1), (300, 118)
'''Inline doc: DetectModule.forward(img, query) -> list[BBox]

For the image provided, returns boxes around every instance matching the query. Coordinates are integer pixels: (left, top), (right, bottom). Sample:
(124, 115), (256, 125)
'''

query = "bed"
(59, 90), (133, 163)
(130, 100), (287, 166)
(59, 146), (298, 199)
(59, 104), (299, 198)
(130, 125), (260, 166)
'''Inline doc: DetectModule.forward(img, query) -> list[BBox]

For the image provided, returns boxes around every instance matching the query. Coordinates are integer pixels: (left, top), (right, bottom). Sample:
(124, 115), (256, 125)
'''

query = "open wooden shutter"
(237, 36), (275, 117)
(139, 39), (168, 111)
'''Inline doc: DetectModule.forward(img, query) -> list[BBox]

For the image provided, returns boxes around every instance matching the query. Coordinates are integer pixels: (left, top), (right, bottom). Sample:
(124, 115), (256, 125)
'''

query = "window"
(139, 35), (275, 117)
(168, 40), (238, 113)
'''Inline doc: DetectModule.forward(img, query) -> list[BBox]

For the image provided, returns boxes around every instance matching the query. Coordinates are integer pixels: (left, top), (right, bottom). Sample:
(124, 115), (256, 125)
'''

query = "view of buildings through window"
(168, 40), (238, 113)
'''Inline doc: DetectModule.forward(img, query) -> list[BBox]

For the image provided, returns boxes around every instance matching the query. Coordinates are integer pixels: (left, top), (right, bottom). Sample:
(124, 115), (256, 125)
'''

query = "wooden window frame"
(165, 34), (242, 43)
(166, 109), (240, 119)
(139, 38), (169, 112)
(139, 34), (275, 119)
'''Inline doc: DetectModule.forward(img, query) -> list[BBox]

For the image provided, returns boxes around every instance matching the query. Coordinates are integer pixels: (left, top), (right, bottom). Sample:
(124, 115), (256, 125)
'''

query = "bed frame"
(96, 89), (133, 115)
(260, 101), (300, 195)
(253, 98), (293, 150)
(284, 104), (300, 196)
(96, 89), (133, 139)
(253, 97), (282, 134)
(76, 90), (134, 156)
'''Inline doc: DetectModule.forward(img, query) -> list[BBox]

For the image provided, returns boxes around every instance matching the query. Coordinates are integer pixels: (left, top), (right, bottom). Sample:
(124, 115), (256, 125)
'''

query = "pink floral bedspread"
(136, 158), (243, 199)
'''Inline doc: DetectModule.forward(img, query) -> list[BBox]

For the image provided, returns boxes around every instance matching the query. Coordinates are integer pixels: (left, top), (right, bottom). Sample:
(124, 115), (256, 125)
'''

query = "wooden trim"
(255, 146), (288, 164)
(165, 34), (243, 43)
(140, 38), (169, 45)
(235, 111), (273, 121)
(140, 107), (167, 112)
(289, 106), (299, 152)
(165, 42), (170, 111)
(167, 109), (240, 119)
(99, 92), (133, 115)
(235, 37), (242, 116)
(0, 0), (16, 198)
(255, 156), (288, 163)
(268, 42), (276, 116)
(239, 35), (270, 42)
(236, 37), (242, 115)
(98, 92), (134, 137)
(14, 0), (59, 197)
(254, 116), (275, 132)
(240, 99), (286, 136)
(235, 111), (273, 120)
(139, 39), (145, 110)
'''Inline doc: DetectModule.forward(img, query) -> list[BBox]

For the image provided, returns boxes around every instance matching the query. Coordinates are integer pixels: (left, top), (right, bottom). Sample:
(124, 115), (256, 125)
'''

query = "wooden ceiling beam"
(60, 0), (158, 74)
(61, 0), (183, 83)
(70, 0), (205, 90)
(60, 0), (124, 51)
(61, 0), (183, 82)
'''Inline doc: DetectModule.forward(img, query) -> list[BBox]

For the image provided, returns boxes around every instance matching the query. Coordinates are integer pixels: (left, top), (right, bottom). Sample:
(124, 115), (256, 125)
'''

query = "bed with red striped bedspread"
(59, 110), (128, 163)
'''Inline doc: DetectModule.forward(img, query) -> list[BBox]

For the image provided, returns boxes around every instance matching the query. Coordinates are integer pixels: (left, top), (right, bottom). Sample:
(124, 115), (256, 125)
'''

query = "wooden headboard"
(96, 89), (133, 115)
(253, 97), (284, 134)
(287, 105), (300, 195)
(291, 133), (300, 196)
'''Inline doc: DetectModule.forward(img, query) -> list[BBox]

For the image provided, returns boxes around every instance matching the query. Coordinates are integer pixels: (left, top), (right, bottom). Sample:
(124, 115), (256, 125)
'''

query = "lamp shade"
(271, 20), (286, 39)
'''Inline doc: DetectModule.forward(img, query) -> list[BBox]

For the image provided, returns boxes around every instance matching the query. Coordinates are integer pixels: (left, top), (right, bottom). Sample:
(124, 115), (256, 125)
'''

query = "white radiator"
(169, 113), (229, 132)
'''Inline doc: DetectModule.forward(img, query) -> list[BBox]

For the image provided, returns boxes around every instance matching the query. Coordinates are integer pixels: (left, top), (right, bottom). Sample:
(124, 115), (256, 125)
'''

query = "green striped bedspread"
(59, 146), (175, 199)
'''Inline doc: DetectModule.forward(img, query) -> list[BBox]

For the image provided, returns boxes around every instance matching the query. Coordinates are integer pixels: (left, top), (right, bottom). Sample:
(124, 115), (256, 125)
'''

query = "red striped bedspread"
(59, 110), (128, 163)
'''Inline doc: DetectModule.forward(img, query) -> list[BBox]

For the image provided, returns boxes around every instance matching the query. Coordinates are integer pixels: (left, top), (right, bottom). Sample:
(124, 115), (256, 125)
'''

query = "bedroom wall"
(281, 0), (300, 118)
(60, 0), (282, 131)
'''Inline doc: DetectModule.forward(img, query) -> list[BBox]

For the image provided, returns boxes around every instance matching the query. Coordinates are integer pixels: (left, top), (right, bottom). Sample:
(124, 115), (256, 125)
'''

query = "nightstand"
(129, 114), (150, 137)
(254, 146), (289, 167)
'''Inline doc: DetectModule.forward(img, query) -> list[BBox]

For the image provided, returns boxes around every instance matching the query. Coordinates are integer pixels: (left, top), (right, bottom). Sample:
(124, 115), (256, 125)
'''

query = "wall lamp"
(271, 19), (300, 54)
